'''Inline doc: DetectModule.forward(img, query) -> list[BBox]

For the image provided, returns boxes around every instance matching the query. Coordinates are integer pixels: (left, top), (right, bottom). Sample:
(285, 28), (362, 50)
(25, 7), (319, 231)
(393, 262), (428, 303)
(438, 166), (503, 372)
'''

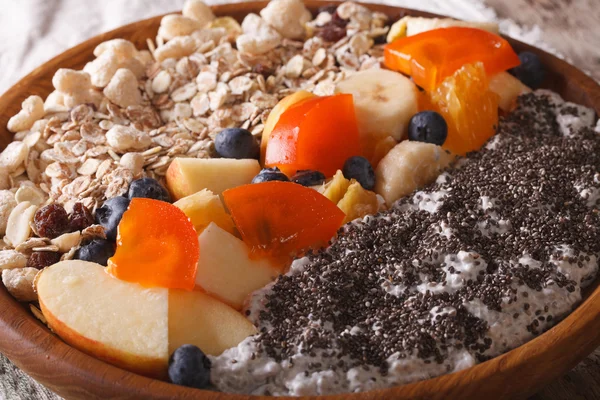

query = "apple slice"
(166, 158), (261, 200)
(169, 289), (257, 356)
(174, 189), (236, 235)
(36, 260), (169, 379)
(195, 223), (280, 310)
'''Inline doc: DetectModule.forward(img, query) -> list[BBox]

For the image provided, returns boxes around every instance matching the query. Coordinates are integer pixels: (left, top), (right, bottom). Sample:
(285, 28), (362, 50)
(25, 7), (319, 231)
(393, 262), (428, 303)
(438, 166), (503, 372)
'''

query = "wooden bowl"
(0, 2), (599, 399)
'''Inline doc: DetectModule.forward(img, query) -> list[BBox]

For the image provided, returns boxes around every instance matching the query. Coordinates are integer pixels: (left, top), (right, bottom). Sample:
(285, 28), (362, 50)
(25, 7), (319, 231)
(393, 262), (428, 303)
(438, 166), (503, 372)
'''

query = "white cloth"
(0, 0), (553, 95)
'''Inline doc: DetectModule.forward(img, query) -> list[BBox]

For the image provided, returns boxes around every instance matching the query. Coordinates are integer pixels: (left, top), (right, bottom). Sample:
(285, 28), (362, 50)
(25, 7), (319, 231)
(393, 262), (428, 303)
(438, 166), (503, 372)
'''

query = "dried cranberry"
(252, 63), (273, 79)
(317, 24), (347, 43)
(317, 4), (338, 15)
(69, 203), (95, 232)
(34, 204), (69, 239)
(27, 251), (62, 269)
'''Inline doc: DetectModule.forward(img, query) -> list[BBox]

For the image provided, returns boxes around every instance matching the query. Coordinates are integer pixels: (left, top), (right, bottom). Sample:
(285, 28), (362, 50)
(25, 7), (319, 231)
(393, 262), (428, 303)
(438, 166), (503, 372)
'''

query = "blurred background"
(0, 0), (597, 95)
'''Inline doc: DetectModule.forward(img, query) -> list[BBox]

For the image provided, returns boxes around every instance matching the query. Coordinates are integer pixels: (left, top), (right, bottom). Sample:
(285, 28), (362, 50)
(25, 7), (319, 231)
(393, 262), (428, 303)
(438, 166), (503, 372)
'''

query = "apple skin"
(39, 298), (168, 380)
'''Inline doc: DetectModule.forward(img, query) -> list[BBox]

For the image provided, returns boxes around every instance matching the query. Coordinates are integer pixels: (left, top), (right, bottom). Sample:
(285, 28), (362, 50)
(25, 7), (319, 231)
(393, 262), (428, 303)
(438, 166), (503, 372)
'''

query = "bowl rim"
(0, 2), (599, 399)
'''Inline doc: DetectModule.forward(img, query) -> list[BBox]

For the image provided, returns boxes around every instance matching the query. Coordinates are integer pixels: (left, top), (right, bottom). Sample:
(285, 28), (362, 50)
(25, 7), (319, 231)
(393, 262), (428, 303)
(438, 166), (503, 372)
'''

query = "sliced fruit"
(337, 181), (379, 223)
(429, 63), (500, 155)
(37, 261), (169, 379)
(195, 222), (280, 309)
(375, 141), (455, 206)
(387, 16), (499, 43)
(166, 158), (261, 200)
(168, 289), (257, 356)
(107, 198), (199, 290)
(334, 69), (418, 142)
(265, 94), (361, 177)
(368, 135), (397, 168)
(223, 181), (346, 261)
(385, 27), (520, 92)
(489, 71), (531, 112)
(261, 90), (315, 162)
(323, 170), (352, 204)
(174, 189), (235, 235)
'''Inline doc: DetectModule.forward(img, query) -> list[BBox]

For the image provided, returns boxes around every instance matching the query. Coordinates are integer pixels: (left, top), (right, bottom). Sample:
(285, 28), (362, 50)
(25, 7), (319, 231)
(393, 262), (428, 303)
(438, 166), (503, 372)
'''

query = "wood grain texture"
(486, 0), (600, 82)
(0, 2), (599, 399)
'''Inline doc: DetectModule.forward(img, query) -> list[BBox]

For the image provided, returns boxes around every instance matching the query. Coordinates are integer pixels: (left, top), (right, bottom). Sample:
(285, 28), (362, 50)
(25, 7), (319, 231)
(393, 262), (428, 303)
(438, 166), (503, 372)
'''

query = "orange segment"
(223, 181), (345, 265)
(385, 27), (520, 92)
(426, 63), (499, 156)
(107, 198), (199, 290)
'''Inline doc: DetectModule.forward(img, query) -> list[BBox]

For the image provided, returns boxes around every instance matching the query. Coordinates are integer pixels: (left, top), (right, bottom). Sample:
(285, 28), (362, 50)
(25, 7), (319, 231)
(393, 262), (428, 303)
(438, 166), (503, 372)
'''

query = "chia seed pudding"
(210, 91), (600, 396)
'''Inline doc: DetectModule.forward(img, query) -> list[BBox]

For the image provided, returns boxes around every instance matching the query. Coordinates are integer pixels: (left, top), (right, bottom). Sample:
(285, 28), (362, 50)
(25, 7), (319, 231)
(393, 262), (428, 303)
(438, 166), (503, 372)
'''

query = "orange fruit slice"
(427, 63), (499, 156)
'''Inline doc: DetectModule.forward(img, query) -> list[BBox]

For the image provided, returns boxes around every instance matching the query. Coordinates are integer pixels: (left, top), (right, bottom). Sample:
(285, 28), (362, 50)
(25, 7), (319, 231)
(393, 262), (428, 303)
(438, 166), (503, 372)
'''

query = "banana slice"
(335, 69), (418, 142)
(387, 16), (499, 43)
(375, 141), (455, 206)
(489, 72), (531, 112)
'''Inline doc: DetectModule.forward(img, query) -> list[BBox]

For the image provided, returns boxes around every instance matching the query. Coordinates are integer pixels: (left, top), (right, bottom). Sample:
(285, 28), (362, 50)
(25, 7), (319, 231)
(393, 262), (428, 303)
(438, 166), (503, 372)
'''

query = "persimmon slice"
(223, 181), (346, 263)
(385, 27), (520, 92)
(265, 94), (362, 177)
(107, 198), (199, 290)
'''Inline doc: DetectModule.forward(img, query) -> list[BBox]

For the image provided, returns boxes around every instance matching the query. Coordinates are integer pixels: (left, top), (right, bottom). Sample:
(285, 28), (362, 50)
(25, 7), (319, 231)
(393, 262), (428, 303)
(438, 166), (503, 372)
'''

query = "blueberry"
(342, 156), (375, 190)
(128, 178), (171, 202)
(252, 167), (290, 184)
(75, 239), (116, 266)
(291, 170), (326, 186)
(408, 111), (448, 146)
(95, 196), (130, 241)
(168, 344), (211, 389)
(214, 128), (259, 159)
(510, 51), (545, 89)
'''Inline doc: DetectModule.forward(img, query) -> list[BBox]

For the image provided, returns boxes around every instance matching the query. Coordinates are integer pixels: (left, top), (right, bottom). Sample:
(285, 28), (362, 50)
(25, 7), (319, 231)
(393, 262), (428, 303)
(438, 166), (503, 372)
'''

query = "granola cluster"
(0, 0), (391, 302)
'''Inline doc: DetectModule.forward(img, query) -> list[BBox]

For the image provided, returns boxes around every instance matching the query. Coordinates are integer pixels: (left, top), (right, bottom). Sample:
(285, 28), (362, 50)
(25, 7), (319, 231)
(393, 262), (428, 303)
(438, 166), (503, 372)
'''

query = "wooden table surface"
(0, 0), (599, 399)
(486, 0), (600, 399)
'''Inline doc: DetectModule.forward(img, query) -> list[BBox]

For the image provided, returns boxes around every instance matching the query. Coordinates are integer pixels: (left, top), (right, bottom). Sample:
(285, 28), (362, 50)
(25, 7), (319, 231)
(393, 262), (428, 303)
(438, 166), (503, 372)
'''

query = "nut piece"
(182, 0), (216, 26)
(4, 201), (37, 247)
(106, 125), (152, 152)
(103, 68), (143, 108)
(7, 95), (45, 133)
(2, 267), (39, 302)
(236, 14), (281, 55)
(159, 14), (204, 41)
(0, 142), (29, 173)
(151, 70), (172, 94)
(260, 0), (312, 40)
(50, 231), (82, 253)
(0, 191), (17, 235)
(119, 152), (144, 176)
(15, 186), (46, 206)
(154, 36), (197, 62)
(0, 250), (27, 270)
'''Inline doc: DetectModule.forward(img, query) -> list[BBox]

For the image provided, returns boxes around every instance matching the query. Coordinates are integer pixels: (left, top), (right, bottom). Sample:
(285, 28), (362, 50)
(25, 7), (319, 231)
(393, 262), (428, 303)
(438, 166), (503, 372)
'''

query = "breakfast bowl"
(0, 1), (599, 399)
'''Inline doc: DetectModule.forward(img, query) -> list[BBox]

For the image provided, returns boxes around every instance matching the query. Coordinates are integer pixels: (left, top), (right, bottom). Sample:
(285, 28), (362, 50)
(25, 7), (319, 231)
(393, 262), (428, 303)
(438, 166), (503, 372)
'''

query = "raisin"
(252, 63), (273, 79)
(317, 24), (347, 42)
(69, 203), (95, 232)
(27, 251), (62, 269)
(34, 204), (69, 239)
(330, 12), (349, 28)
